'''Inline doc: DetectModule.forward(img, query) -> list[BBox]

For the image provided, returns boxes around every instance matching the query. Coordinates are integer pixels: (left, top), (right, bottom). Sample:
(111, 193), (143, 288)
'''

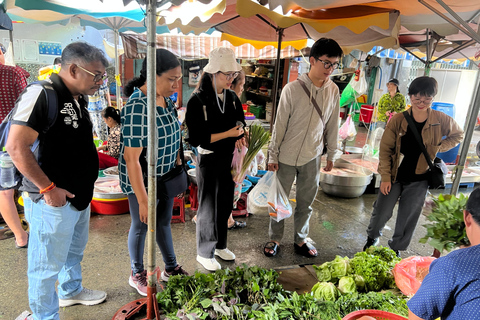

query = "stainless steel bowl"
(320, 162), (373, 198)
(188, 169), (197, 185)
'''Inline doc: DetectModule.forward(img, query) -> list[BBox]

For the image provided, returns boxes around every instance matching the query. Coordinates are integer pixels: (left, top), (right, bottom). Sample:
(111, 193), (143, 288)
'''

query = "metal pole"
(270, 28), (283, 133)
(114, 28), (122, 108)
(9, 30), (14, 61)
(146, 0), (157, 318)
(450, 72), (480, 195)
(424, 29), (431, 76)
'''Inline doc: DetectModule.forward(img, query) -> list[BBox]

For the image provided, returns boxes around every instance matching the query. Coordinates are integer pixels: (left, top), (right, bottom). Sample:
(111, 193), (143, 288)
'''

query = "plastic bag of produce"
(247, 170), (275, 214)
(339, 115), (357, 141)
(392, 256), (436, 296)
(267, 172), (292, 222)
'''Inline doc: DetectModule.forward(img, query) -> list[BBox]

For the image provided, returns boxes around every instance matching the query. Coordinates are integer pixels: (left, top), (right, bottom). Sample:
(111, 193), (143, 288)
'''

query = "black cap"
(388, 78), (399, 86)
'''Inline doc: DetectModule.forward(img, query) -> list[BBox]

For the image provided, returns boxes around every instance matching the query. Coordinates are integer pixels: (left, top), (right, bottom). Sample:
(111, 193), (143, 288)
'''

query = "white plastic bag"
(339, 115), (357, 141)
(266, 172), (292, 222)
(247, 170), (275, 214)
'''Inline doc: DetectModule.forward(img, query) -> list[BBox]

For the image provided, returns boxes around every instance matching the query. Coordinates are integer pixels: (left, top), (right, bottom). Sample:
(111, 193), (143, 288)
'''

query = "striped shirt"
(118, 88), (180, 195)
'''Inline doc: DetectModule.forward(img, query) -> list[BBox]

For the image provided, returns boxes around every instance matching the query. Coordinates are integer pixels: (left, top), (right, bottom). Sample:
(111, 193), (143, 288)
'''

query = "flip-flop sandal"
(294, 242), (318, 257)
(228, 220), (246, 230)
(264, 241), (279, 257)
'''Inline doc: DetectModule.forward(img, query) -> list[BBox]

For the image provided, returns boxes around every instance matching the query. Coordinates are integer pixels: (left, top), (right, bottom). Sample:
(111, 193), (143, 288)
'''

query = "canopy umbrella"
(120, 31), (307, 60)
(158, 0), (400, 129)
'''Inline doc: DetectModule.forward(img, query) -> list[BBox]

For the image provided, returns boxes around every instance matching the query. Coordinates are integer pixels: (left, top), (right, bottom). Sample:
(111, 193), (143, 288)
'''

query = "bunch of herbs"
(419, 193), (470, 252)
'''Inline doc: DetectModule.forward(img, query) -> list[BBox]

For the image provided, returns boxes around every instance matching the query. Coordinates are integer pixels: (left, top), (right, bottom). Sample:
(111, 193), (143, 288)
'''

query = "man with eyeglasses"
(265, 38), (343, 258)
(7, 42), (109, 320)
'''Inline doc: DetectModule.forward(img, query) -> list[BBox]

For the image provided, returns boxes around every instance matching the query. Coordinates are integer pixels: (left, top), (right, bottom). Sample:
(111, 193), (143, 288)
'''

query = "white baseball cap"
(203, 47), (242, 74)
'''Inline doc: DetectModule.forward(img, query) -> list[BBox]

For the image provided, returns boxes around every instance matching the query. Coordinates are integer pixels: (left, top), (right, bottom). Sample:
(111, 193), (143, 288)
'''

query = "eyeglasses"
(315, 58), (342, 70)
(411, 97), (434, 105)
(219, 71), (239, 80)
(74, 64), (107, 83)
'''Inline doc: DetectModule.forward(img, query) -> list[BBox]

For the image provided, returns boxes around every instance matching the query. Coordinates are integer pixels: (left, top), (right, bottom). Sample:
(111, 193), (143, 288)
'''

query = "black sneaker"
(363, 237), (379, 251)
(394, 250), (400, 258)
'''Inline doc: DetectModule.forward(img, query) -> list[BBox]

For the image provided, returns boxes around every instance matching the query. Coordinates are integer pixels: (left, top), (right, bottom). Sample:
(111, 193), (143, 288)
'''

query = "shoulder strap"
(29, 81), (58, 151)
(297, 79), (323, 120)
(194, 92), (208, 121)
(402, 111), (435, 170)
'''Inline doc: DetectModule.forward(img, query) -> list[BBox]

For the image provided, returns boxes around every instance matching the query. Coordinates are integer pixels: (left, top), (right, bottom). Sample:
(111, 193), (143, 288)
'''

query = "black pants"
(196, 152), (235, 258)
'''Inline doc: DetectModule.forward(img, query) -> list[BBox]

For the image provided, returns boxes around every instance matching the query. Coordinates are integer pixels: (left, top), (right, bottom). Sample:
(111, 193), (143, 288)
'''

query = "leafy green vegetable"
(420, 193), (470, 252)
(335, 291), (408, 318)
(234, 124), (270, 182)
(338, 276), (357, 294)
(313, 262), (332, 282)
(330, 256), (351, 280)
(253, 292), (341, 320)
(365, 246), (401, 269)
(349, 251), (394, 292)
(353, 275), (365, 292)
(312, 281), (339, 301)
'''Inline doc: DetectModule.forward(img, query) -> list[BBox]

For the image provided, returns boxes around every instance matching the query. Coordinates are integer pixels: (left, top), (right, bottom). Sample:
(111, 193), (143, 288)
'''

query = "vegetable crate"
(342, 310), (408, 320)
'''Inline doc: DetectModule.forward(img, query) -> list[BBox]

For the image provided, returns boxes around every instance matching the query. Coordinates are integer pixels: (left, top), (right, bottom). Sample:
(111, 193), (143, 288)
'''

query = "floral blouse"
(377, 92), (406, 122)
(106, 123), (121, 159)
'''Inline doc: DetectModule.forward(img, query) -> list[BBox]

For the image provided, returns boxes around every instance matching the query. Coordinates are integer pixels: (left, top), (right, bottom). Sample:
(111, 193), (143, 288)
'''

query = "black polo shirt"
(11, 74), (98, 210)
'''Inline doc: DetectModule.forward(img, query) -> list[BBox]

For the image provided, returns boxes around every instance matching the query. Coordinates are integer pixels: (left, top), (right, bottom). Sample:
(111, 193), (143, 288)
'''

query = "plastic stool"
(172, 196), (185, 223)
(188, 183), (198, 211)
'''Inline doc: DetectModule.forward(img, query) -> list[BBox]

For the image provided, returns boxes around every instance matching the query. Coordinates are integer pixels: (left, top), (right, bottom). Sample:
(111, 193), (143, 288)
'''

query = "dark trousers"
(366, 180), (428, 251)
(196, 153), (235, 258)
(127, 193), (176, 273)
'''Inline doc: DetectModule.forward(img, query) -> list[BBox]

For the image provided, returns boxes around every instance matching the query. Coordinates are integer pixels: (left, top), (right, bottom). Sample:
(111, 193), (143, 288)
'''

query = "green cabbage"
(330, 256), (351, 280)
(338, 276), (357, 294)
(313, 262), (332, 282)
(312, 282), (339, 301)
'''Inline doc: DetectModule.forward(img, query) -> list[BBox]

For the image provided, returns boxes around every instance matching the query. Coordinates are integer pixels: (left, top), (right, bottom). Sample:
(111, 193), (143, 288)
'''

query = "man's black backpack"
(0, 81), (58, 189)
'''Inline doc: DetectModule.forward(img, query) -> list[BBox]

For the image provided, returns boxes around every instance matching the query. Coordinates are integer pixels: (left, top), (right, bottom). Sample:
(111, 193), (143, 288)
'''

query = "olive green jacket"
(378, 108), (464, 183)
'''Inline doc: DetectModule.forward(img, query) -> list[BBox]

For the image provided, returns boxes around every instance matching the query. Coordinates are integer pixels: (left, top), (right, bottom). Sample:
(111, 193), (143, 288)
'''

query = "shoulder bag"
(140, 106), (189, 200)
(403, 111), (447, 189)
(297, 79), (328, 155)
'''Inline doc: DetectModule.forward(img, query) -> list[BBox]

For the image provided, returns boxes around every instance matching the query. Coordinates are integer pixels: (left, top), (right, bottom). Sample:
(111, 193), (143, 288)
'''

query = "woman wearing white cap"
(185, 47), (246, 271)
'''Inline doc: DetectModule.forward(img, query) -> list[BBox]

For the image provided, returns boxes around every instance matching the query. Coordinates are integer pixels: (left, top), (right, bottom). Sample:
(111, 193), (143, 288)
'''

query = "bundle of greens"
(252, 292), (341, 320)
(420, 193), (470, 252)
(157, 264), (287, 319)
(334, 291), (409, 318)
(312, 247), (400, 294)
(234, 124), (270, 182)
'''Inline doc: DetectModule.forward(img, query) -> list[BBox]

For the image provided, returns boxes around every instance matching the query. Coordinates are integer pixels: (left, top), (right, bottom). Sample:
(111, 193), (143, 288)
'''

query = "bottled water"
(0, 152), (16, 188)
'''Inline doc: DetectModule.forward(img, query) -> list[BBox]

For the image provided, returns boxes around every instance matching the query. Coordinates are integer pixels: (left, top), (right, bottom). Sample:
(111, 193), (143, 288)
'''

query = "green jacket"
(377, 92), (406, 122)
(378, 108), (464, 183)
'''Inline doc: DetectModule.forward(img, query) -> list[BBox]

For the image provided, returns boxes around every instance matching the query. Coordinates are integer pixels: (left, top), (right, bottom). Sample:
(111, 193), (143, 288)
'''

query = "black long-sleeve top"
(185, 89), (246, 156)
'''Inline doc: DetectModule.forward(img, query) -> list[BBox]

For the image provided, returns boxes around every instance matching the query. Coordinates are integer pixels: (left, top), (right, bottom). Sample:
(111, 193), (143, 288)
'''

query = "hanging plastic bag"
(247, 170), (275, 214)
(350, 69), (368, 95)
(339, 115), (357, 141)
(266, 172), (292, 222)
(231, 146), (247, 183)
(392, 256), (436, 296)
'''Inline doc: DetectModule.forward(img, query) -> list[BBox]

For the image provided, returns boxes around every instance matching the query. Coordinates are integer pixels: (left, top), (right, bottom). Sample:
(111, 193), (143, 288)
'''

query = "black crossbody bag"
(140, 106), (189, 200)
(403, 111), (447, 189)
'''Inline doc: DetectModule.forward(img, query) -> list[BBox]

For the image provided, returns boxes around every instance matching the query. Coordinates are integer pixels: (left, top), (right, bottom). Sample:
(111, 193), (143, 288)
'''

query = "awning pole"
(9, 30), (14, 60)
(270, 28), (284, 133)
(450, 72), (480, 196)
(114, 28), (122, 108)
(146, 0), (158, 318)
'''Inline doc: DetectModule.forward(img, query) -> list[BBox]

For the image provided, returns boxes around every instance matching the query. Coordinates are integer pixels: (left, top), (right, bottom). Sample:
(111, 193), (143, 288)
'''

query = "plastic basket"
(342, 310), (408, 320)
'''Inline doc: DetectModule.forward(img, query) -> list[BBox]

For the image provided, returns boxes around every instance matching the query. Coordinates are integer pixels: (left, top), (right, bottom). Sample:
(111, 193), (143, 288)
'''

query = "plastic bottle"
(0, 150), (16, 188)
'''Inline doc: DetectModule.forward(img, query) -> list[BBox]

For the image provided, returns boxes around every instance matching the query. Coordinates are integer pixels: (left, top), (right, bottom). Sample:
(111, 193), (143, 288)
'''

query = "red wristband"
(40, 182), (56, 194)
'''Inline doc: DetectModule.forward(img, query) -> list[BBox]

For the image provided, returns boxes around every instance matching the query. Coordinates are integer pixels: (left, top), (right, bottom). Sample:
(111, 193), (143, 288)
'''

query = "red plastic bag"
(392, 256), (436, 296)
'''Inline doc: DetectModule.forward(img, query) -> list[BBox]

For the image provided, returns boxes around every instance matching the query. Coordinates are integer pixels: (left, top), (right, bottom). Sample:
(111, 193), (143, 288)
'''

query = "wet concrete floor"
(0, 181), (469, 320)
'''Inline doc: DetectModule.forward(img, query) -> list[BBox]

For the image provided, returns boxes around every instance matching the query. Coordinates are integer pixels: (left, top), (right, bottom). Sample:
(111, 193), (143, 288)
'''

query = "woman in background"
(97, 106), (121, 169)
(376, 78), (406, 128)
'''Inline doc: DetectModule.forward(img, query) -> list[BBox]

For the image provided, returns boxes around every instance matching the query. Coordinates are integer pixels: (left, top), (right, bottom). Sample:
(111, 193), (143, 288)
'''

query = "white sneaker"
(214, 248), (236, 261)
(59, 288), (107, 307)
(196, 255), (221, 271)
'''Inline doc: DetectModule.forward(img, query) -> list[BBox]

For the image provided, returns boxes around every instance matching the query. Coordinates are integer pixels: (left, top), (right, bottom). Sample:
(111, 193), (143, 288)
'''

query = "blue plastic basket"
(256, 170), (267, 177)
(241, 179), (252, 193)
(246, 174), (261, 184)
